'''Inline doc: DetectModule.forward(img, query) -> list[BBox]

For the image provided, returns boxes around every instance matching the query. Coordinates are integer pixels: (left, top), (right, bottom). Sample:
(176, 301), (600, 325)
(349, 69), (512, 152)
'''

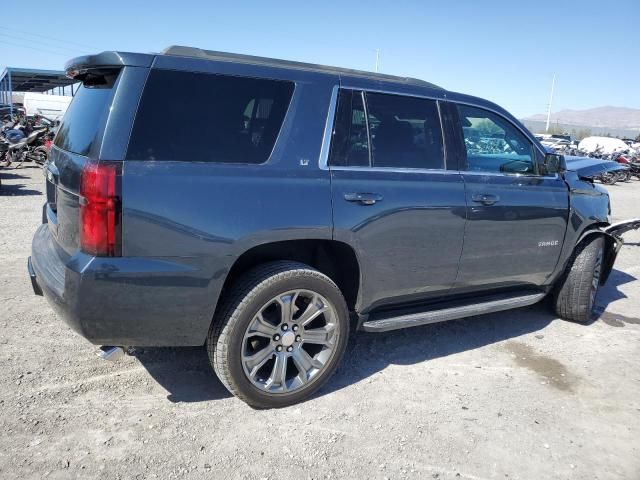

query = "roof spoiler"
(64, 52), (153, 79)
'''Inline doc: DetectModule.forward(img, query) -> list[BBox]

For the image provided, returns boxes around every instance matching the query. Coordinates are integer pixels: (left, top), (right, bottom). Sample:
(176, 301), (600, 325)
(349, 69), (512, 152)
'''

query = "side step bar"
(361, 292), (547, 332)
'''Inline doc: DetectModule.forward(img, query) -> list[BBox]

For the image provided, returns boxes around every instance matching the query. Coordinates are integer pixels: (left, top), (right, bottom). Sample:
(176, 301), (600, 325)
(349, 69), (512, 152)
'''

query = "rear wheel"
(553, 236), (604, 323)
(207, 261), (349, 408)
(32, 146), (48, 165)
(600, 172), (617, 185)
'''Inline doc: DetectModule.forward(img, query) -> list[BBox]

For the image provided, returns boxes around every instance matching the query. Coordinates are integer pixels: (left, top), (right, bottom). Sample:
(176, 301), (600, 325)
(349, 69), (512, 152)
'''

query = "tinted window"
(457, 105), (535, 174)
(329, 90), (370, 167)
(54, 71), (119, 156)
(127, 70), (294, 163)
(366, 92), (444, 169)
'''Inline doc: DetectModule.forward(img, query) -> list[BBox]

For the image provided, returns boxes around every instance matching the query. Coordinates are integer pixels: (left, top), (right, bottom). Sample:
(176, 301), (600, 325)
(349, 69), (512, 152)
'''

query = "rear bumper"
(27, 257), (43, 296)
(29, 224), (222, 346)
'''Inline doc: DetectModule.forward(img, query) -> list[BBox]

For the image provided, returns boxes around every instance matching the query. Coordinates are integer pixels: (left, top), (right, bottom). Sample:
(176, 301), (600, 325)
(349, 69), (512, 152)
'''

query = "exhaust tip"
(97, 346), (126, 361)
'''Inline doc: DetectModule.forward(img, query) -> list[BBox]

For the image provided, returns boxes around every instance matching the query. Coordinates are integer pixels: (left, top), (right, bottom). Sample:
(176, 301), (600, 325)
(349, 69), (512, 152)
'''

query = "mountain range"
(521, 106), (640, 137)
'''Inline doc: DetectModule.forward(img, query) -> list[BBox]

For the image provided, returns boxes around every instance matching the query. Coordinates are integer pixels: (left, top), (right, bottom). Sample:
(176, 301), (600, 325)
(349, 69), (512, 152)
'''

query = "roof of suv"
(65, 45), (443, 91)
(162, 46), (443, 89)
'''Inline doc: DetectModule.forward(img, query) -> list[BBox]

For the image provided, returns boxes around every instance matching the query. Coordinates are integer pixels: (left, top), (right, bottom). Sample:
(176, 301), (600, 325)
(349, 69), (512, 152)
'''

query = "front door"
(450, 103), (569, 290)
(328, 89), (467, 312)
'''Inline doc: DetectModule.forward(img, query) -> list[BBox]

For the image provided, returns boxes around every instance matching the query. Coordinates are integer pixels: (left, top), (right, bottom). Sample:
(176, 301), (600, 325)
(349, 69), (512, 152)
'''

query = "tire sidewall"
(588, 239), (604, 310)
(223, 270), (349, 408)
(555, 235), (605, 323)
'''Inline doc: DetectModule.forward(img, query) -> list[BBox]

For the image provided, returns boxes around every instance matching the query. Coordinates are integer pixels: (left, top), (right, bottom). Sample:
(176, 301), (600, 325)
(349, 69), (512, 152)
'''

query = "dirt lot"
(1, 165), (639, 480)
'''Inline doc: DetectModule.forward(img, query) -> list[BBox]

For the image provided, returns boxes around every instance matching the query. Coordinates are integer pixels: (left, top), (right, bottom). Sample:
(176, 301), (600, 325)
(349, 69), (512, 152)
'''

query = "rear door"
(328, 88), (467, 312)
(448, 102), (569, 290)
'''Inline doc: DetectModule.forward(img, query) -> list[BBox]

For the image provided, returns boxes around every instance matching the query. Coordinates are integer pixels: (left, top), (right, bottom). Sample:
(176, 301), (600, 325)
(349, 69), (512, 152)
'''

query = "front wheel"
(207, 261), (349, 408)
(553, 236), (604, 323)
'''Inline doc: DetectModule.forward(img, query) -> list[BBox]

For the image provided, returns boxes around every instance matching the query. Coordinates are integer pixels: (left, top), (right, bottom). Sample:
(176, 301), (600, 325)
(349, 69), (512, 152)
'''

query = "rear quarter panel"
(119, 64), (338, 344)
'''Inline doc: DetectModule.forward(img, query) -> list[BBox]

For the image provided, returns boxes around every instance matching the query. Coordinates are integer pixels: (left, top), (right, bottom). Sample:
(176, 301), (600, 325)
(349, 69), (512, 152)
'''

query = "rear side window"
(329, 89), (445, 170)
(54, 70), (119, 156)
(126, 70), (294, 164)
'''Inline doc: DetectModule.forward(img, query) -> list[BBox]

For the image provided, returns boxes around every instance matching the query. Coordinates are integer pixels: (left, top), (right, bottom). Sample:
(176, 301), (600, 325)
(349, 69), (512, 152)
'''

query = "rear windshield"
(126, 69), (294, 164)
(54, 71), (119, 156)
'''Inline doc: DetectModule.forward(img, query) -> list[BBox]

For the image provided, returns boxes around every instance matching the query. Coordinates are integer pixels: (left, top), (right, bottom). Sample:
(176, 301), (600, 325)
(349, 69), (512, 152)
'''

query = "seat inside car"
(373, 119), (423, 168)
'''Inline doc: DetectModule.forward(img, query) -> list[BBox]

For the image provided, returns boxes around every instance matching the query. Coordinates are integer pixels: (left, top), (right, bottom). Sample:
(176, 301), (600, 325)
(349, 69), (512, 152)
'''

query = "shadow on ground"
(0, 184), (42, 196)
(135, 268), (636, 404)
(0, 169), (42, 196)
(135, 347), (231, 402)
(0, 171), (28, 181)
(592, 268), (639, 327)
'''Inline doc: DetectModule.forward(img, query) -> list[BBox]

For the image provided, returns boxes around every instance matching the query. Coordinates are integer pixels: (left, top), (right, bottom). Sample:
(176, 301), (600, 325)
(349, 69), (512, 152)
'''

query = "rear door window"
(54, 71), (119, 156)
(366, 92), (444, 169)
(329, 89), (445, 170)
(126, 70), (294, 164)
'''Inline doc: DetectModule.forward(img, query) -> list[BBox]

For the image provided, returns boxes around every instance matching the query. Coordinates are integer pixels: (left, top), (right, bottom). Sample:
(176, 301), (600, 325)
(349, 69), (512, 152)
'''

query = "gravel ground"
(1, 166), (639, 480)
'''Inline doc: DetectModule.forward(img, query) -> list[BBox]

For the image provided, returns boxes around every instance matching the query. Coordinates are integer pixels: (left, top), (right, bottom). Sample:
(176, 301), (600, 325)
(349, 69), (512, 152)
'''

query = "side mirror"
(542, 153), (566, 175)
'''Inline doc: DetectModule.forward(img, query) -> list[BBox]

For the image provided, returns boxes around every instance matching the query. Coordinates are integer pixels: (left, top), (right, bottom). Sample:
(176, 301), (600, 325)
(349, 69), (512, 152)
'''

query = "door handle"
(472, 193), (500, 205)
(344, 192), (383, 205)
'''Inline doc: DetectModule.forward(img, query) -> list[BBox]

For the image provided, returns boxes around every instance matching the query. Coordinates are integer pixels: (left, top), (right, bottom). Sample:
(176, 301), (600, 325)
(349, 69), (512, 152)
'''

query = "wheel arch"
(218, 239), (362, 315)
(574, 225), (619, 285)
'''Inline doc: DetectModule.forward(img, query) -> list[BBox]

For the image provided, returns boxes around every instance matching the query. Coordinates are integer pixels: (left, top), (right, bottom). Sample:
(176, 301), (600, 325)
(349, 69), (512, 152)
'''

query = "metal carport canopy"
(0, 67), (76, 116)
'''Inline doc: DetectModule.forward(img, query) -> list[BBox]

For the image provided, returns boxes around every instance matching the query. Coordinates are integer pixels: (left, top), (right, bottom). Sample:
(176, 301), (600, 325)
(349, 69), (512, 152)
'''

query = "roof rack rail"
(161, 45), (442, 90)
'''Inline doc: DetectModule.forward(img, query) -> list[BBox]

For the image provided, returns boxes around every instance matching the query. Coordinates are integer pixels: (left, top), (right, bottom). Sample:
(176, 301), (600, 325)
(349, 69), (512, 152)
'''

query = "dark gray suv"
(29, 46), (639, 407)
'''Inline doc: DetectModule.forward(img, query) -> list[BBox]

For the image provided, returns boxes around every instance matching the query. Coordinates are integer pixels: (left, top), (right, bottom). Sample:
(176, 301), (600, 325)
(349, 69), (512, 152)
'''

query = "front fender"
(579, 218), (640, 285)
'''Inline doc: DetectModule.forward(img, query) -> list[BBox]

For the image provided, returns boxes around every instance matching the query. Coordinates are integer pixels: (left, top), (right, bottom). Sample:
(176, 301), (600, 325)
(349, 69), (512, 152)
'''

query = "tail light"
(80, 162), (121, 256)
(617, 155), (630, 164)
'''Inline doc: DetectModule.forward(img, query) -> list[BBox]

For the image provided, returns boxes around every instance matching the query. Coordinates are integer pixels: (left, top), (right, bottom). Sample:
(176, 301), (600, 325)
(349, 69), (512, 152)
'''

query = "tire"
(553, 236), (604, 324)
(207, 261), (349, 408)
(32, 146), (48, 165)
(599, 172), (616, 185)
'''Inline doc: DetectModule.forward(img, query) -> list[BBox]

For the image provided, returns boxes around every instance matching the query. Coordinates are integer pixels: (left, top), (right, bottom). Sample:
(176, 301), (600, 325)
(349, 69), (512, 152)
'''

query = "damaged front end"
(562, 156), (639, 285)
(564, 156), (629, 181)
(583, 219), (640, 285)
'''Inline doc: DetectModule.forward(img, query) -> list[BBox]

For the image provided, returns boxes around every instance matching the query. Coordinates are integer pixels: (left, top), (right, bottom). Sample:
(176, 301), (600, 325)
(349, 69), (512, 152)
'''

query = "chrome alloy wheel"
(241, 289), (339, 393)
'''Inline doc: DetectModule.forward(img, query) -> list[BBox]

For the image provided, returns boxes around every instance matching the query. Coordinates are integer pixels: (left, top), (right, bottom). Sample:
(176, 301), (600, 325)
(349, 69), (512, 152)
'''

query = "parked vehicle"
(23, 92), (72, 121)
(29, 46), (640, 408)
(0, 103), (26, 118)
(540, 137), (563, 148)
(624, 155), (640, 180)
(609, 153), (632, 182)
(2, 116), (55, 167)
(579, 136), (629, 155)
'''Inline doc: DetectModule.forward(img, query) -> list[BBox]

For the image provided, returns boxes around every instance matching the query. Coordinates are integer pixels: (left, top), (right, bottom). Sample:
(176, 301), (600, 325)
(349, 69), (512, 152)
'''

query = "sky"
(1, 0), (638, 118)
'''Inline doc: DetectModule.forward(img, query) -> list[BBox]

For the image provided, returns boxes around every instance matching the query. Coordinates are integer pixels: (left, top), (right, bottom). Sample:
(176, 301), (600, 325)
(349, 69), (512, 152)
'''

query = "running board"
(361, 292), (547, 332)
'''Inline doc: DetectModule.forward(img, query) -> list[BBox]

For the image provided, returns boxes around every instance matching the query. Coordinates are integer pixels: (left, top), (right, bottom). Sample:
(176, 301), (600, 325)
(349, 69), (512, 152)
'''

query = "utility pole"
(545, 73), (556, 132)
(375, 49), (380, 73)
